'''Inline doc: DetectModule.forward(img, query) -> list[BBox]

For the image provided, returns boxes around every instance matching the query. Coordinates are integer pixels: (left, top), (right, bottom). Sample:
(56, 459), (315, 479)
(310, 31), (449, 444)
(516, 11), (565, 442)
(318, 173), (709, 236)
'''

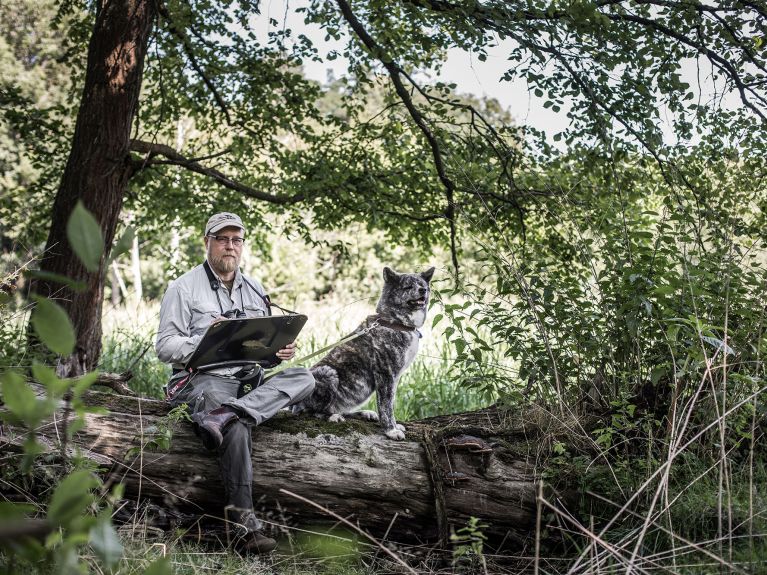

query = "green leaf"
(89, 515), (123, 568)
(653, 285), (675, 295)
(21, 435), (46, 473)
(53, 545), (80, 575)
(701, 335), (735, 356)
(73, 371), (100, 399)
(67, 201), (104, 272)
(0, 502), (36, 520)
(110, 226), (135, 262)
(431, 313), (443, 328)
(31, 296), (75, 356)
(650, 366), (666, 386)
(25, 270), (86, 292)
(1, 371), (39, 424)
(32, 363), (71, 397)
(47, 470), (99, 527)
(67, 416), (88, 438)
(143, 556), (172, 575)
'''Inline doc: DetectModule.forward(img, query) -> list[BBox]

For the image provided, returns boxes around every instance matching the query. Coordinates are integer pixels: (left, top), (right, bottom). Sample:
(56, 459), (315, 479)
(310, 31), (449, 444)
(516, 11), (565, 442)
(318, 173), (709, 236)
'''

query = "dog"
(293, 266), (435, 440)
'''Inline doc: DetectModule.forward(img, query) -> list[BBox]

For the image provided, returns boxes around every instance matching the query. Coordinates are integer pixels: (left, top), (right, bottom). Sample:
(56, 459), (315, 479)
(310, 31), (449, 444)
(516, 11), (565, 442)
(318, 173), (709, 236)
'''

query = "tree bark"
(8, 389), (574, 550)
(32, 0), (155, 374)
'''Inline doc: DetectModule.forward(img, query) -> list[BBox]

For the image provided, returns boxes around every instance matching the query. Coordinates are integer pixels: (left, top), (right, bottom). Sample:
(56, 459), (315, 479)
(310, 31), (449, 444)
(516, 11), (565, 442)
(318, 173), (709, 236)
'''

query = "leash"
(263, 319), (382, 380)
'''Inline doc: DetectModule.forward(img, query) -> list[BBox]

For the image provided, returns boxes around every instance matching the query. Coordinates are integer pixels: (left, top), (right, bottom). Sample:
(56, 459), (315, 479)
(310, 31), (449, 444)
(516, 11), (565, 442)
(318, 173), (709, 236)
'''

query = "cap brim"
(207, 222), (245, 235)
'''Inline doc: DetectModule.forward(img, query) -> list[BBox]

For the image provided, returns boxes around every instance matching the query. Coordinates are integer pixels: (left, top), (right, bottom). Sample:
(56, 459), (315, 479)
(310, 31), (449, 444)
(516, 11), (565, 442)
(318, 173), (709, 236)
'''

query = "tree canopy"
(1, 0), (765, 370)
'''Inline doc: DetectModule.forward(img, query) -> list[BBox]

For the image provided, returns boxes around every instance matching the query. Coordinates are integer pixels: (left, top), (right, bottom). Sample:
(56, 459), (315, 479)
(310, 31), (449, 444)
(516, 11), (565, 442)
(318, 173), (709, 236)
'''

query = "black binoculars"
(222, 308), (247, 319)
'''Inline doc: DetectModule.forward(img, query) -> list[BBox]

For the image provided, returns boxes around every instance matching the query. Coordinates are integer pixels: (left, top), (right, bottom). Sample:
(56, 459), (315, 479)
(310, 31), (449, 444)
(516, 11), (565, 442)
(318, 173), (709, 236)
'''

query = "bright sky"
(256, 0), (740, 145)
(258, 0), (567, 135)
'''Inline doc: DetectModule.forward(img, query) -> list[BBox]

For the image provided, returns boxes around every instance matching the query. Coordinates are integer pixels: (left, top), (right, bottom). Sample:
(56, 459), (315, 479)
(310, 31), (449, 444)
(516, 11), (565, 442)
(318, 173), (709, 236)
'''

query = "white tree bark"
(130, 236), (142, 303)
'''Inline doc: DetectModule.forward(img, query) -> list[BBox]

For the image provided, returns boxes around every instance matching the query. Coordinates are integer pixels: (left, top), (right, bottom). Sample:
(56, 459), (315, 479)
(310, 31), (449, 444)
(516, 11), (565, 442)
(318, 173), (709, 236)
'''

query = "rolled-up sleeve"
(155, 282), (202, 365)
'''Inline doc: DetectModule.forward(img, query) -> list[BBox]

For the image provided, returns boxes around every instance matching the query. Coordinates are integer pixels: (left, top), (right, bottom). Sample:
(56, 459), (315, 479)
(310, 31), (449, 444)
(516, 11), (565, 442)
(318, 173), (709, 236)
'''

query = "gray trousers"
(167, 368), (315, 522)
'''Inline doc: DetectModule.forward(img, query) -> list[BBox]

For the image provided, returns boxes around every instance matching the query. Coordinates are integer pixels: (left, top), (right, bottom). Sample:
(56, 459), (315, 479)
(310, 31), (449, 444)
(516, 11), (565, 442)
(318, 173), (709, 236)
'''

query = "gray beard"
(209, 254), (238, 275)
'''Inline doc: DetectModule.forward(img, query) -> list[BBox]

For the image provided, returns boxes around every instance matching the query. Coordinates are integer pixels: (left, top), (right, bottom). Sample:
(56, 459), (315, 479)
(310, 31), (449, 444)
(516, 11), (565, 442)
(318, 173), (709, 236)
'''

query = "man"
(156, 212), (315, 554)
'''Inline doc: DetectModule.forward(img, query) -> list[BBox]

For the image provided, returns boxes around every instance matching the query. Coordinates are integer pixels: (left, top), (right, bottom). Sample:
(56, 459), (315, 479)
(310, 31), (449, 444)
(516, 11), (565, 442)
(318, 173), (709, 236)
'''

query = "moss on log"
(2, 387), (578, 550)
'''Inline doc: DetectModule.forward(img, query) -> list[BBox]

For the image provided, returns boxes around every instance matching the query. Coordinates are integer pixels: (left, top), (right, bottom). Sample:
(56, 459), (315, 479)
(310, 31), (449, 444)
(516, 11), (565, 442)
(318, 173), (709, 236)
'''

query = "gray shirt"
(155, 262), (270, 369)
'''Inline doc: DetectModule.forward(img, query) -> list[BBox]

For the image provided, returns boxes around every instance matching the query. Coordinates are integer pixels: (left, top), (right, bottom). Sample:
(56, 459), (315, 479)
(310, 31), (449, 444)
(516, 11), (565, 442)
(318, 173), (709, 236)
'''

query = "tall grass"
(100, 297), (492, 418)
(100, 301), (169, 398)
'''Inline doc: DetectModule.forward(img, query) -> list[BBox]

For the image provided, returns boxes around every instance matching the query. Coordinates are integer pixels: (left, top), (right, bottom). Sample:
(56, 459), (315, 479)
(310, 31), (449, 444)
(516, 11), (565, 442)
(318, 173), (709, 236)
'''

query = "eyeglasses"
(207, 234), (245, 247)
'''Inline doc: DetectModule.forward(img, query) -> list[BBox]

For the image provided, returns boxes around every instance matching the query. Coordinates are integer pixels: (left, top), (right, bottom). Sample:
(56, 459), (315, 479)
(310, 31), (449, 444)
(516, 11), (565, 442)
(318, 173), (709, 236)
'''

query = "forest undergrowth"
(423, 147), (767, 573)
(3, 148), (767, 573)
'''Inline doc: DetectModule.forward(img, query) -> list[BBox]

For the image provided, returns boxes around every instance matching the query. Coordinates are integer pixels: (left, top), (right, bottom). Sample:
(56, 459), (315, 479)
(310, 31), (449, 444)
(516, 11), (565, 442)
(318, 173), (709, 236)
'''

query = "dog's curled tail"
(292, 364), (338, 414)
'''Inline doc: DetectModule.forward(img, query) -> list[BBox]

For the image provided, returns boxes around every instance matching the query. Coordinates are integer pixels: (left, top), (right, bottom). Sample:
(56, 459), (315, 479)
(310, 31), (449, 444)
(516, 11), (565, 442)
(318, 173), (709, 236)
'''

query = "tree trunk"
(32, 0), (155, 374)
(8, 389), (575, 550)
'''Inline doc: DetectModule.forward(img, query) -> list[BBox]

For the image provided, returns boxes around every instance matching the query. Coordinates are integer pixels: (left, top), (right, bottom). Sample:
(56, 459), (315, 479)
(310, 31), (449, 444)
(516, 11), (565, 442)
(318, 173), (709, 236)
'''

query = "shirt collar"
(206, 262), (243, 289)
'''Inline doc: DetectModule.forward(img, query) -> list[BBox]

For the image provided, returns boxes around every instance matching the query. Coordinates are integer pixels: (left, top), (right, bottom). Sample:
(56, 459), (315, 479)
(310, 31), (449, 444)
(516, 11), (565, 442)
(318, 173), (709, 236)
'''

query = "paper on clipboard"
(184, 314), (308, 370)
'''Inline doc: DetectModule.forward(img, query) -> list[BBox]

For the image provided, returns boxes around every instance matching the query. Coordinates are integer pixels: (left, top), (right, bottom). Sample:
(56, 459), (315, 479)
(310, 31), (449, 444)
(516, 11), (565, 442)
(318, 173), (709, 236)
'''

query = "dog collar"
(372, 315), (423, 338)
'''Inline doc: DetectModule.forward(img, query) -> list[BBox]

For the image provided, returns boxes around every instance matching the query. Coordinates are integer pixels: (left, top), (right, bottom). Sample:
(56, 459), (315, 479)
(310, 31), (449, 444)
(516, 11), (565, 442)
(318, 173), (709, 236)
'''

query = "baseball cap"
(205, 212), (245, 236)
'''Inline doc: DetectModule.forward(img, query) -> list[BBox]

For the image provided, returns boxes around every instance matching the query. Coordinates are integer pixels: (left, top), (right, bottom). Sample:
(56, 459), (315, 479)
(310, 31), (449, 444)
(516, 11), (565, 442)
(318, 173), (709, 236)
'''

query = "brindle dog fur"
(293, 266), (435, 440)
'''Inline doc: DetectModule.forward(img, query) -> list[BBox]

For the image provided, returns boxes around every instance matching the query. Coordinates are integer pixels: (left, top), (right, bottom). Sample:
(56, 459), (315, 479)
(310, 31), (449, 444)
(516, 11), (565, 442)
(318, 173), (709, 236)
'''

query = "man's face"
(205, 225), (244, 275)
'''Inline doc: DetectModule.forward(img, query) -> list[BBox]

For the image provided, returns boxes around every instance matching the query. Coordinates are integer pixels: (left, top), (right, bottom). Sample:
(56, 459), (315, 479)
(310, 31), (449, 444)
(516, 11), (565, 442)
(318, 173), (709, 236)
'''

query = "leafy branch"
(156, 1), (233, 125)
(336, 0), (461, 274)
(128, 139), (306, 205)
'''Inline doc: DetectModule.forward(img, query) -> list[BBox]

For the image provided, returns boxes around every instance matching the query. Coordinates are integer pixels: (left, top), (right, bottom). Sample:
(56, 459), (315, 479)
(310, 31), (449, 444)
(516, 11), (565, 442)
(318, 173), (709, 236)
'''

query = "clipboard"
(184, 314), (308, 370)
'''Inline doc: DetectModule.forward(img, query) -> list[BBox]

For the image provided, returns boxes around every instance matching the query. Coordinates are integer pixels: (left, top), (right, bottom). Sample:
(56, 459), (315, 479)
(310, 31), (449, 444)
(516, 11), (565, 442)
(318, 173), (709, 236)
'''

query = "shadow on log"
(2, 387), (580, 551)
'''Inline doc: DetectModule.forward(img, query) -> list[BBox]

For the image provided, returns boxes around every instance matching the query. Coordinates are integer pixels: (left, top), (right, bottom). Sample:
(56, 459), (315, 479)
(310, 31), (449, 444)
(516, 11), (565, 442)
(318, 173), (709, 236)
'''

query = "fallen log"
(2, 387), (579, 551)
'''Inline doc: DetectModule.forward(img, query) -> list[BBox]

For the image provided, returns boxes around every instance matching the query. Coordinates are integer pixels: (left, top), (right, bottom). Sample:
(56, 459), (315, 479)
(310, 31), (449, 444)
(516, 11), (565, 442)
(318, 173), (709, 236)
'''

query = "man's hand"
(276, 341), (297, 361)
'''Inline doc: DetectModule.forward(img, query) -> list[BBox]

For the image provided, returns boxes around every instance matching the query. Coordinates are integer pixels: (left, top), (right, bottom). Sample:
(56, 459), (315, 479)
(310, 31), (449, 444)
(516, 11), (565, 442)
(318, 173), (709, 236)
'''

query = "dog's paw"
(395, 423), (406, 432)
(357, 410), (379, 422)
(384, 428), (406, 441)
(328, 413), (346, 423)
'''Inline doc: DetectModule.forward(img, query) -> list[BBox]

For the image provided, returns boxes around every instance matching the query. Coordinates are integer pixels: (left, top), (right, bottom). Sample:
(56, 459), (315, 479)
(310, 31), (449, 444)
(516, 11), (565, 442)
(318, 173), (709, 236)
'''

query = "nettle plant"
(0, 203), (169, 573)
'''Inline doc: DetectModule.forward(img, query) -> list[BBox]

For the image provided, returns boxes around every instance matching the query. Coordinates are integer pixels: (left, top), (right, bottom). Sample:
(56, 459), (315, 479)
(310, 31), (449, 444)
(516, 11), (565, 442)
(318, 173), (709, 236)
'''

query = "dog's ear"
(421, 267), (435, 283)
(383, 267), (399, 283)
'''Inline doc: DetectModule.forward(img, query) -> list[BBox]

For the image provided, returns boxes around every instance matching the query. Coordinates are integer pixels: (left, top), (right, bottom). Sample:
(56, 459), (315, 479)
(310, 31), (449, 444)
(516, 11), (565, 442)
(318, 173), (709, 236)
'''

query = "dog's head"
(376, 266), (435, 327)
